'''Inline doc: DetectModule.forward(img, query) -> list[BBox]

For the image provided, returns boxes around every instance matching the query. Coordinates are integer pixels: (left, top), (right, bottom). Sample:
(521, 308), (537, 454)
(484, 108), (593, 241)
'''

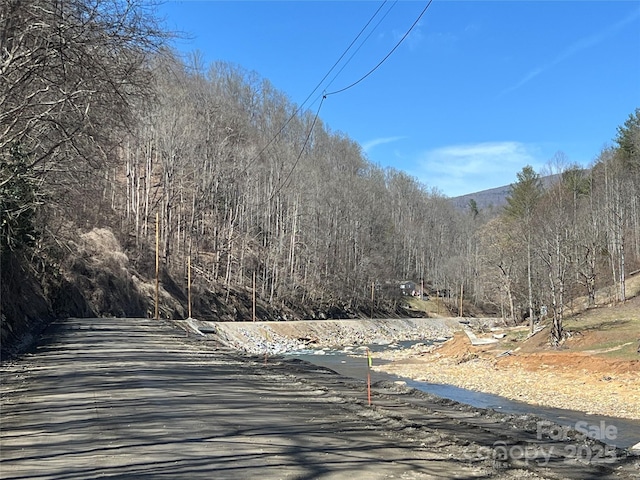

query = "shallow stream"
(287, 341), (640, 449)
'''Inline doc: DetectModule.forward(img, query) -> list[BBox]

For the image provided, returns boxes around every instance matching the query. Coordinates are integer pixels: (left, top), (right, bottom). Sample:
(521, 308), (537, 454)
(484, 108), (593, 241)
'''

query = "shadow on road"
(1, 317), (638, 479)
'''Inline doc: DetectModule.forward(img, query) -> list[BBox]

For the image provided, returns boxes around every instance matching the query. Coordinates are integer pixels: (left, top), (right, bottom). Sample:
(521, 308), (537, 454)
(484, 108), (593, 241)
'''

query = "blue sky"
(157, 1), (640, 197)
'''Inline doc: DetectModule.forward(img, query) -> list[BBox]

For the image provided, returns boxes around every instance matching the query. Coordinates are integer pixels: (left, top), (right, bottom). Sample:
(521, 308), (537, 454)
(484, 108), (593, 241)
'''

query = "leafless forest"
(1, 0), (639, 351)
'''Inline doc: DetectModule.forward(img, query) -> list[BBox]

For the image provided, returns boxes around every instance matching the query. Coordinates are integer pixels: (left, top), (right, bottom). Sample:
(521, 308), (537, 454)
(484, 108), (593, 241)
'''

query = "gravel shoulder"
(1, 317), (639, 479)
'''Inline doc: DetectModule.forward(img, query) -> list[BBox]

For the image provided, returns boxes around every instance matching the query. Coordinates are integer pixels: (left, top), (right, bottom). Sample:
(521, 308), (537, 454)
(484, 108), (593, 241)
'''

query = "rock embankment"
(183, 317), (504, 354)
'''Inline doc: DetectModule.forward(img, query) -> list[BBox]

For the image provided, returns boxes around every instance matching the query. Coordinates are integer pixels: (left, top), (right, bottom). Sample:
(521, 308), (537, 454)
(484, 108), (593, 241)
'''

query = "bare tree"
(479, 216), (521, 322)
(1, 0), (166, 246)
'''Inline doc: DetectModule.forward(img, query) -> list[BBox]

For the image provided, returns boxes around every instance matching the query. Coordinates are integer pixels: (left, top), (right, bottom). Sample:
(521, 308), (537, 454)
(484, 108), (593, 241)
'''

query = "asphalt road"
(1, 317), (638, 479)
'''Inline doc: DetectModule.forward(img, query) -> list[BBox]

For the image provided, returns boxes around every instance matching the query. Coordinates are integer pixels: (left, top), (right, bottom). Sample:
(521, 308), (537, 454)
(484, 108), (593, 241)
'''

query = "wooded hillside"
(2, 0), (639, 354)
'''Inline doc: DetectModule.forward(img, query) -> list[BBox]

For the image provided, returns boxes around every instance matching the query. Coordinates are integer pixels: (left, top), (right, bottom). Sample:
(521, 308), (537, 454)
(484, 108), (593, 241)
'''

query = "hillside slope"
(0, 227), (422, 358)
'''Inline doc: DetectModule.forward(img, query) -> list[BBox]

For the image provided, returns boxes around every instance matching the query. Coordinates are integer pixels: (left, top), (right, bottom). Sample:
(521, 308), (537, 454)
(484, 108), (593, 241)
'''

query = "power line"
(300, 1), (392, 115)
(264, 96), (325, 204)
(246, 0), (434, 203)
(322, 1), (398, 97)
(325, 0), (434, 98)
(240, 1), (391, 176)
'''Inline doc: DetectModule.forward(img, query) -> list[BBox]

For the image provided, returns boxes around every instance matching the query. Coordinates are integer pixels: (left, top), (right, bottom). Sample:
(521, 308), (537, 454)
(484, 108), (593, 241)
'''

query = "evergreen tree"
(615, 108), (640, 170)
(505, 165), (542, 332)
(0, 143), (38, 253)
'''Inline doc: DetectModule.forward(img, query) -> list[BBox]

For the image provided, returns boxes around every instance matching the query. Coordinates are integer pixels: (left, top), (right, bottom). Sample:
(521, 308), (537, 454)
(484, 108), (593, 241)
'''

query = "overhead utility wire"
(325, 0), (434, 98)
(321, 1), (398, 97)
(240, 1), (390, 177)
(255, 0), (434, 205)
(265, 96), (325, 203)
(295, 0), (391, 116)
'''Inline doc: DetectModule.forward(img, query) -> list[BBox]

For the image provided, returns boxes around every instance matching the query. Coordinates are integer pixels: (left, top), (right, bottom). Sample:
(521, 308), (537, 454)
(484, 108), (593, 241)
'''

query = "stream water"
(286, 341), (640, 449)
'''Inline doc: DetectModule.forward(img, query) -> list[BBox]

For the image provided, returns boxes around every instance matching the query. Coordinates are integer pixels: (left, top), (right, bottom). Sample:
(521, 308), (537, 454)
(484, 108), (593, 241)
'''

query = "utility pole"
(155, 212), (159, 320)
(371, 282), (375, 320)
(253, 270), (256, 322)
(187, 255), (192, 319)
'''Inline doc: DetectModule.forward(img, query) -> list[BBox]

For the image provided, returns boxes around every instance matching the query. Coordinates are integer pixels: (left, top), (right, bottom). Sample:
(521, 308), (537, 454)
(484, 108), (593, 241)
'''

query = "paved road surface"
(1, 317), (638, 479)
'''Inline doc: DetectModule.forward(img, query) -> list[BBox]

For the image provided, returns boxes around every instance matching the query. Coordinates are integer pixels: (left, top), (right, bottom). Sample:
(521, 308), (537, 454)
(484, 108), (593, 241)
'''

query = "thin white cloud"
(412, 141), (543, 197)
(395, 27), (457, 55)
(502, 7), (640, 95)
(393, 20), (425, 52)
(362, 136), (405, 153)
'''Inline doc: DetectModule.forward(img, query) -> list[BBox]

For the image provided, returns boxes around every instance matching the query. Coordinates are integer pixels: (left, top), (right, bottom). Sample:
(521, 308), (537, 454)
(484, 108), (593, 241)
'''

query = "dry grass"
(79, 228), (129, 270)
(404, 296), (453, 317)
(481, 273), (640, 360)
(560, 296), (640, 360)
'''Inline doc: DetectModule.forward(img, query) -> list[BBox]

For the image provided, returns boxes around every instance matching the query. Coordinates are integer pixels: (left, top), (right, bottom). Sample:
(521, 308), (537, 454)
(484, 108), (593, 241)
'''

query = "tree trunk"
(527, 238), (534, 333)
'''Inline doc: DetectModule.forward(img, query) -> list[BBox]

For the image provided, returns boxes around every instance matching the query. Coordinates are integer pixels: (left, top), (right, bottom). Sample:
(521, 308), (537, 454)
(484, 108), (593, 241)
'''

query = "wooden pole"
(188, 255), (192, 319)
(252, 270), (256, 322)
(155, 212), (159, 320)
(370, 282), (374, 320)
(366, 348), (372, 406)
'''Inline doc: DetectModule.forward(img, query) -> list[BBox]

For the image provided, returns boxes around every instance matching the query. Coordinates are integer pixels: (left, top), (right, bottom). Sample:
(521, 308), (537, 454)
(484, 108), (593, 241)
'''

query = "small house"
(399, 281), (416, 296)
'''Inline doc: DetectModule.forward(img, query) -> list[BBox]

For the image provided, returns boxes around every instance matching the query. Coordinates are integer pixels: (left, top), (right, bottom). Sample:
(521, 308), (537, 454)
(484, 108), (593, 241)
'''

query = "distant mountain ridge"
(450, 185), (512, 211)
(450, 173), (563, 211)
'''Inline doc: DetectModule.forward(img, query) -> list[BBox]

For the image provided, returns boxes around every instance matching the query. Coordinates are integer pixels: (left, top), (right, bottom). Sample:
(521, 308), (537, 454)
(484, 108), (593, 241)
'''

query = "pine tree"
(505, 165), (542, 332)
